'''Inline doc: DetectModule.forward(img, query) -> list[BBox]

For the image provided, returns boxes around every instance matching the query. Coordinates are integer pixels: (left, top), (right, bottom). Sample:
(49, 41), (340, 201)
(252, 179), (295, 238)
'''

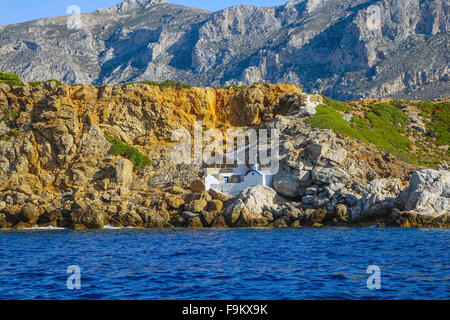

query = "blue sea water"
(0, 227), (448, 300)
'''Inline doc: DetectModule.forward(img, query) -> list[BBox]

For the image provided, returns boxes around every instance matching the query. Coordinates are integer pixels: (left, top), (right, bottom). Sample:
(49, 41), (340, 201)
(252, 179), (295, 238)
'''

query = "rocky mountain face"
(0, 81), (448, 229)
(0, 0), (448, 100)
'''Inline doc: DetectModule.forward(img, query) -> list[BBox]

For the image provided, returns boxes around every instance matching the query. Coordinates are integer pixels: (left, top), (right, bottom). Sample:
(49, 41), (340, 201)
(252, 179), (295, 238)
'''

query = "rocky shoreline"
(2, 169), (448, 230)
(0, 82), (448, 230)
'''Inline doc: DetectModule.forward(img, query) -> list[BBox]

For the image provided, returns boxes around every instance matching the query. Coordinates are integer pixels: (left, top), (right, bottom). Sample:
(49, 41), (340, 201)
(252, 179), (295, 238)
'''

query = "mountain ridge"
(98, 0), (170, 13)
(0, 0), (448, 100)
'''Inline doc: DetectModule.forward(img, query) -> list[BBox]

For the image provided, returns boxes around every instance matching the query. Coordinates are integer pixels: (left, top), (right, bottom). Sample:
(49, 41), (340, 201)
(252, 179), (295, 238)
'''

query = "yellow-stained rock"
(206, 200), (223, 213)
(186, 199), (207, 213)
(165, 195), (185, 210)
(190, 179), (205, 193)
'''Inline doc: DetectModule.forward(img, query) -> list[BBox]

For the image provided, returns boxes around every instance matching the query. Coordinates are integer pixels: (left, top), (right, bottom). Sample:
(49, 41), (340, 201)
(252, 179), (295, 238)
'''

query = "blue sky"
(1, 0), (288, 25)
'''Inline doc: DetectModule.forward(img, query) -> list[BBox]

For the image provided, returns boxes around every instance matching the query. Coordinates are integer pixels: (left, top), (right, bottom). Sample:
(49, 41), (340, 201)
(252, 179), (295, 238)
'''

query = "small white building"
(205, 164), (275, 197)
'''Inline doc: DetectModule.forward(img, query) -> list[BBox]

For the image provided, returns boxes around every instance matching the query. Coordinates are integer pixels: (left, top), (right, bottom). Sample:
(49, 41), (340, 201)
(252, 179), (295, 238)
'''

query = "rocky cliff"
(0, 80), (448, 229)
(0, 0), (448, 100)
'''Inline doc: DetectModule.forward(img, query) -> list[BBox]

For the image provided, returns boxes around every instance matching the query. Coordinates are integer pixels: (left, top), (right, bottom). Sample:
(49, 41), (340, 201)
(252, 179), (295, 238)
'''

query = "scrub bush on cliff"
(105, 137), (151, 168)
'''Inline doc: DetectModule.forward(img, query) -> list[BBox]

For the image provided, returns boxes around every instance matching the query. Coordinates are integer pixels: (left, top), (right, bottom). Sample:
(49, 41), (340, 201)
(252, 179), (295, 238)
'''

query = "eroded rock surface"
(396, 169), (449, 217)
(0, 82), (448, 229)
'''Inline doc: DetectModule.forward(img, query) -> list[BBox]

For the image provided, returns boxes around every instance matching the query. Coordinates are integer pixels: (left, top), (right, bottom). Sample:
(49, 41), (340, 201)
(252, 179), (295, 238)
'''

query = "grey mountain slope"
(0, 0), (448, 100)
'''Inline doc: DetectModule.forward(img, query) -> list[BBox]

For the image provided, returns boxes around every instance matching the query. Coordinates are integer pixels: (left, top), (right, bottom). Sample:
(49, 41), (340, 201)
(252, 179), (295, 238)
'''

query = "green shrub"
(351, 115), (369, 130)
(29, 79), (63, 87)
(0, 128), (21, 140)
(158, 80), (191, 88)
(9, 128), (20, 137)
(390, 99), (409, 108)
(105, 137), (151, 168)
(0, 73), (64, 87)
(307, 102), (413, 163)
(306, 105), (366, 142)
(361, 103), (411, 155)
(416, 101), (449, 146)
(0, 72), (23, 87)
(432, 102), (450, 146)
(0, 72), (21, 81)
(369, 103), (407, 128)
(125, 80), (192, 88)
(321, 96), (351, 112)
(216, 84), (248, 90)
(2, 107), (20, 122)
(415, 101), (435, 116)
(138, 81), (160, 87)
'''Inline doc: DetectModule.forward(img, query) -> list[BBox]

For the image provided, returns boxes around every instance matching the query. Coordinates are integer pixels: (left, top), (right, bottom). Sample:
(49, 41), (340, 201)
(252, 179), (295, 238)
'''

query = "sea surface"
(0, 227), (448, 300)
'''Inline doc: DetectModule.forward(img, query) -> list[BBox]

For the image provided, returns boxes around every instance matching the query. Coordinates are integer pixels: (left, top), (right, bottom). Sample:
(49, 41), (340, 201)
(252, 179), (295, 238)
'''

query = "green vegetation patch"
(29, 79), (63, 87)
(321, 95), (351, 112)
(416, 101), (449, 146)
(105, 137), (151, 168)
(125, 80), (192, 89)
(157, 80), (191, 88)
(0, 72), (63, 87)
(216, 84), (249, 90)
(306, 104), (366, 141)
(307, 102), (413, 163)
(0, 72), (23, 87)
(360, 103), (411, 154)
(2, 107), (20, 122)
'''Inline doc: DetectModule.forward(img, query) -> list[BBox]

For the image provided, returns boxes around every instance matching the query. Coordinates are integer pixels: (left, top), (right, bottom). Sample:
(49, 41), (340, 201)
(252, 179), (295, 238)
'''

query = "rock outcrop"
(396, 169), (449, 217)
(0, 82), (309, 229)
(224, 186), (285, 227)
(351, 169), (449, 227)
(352, 179), (405, 222)
(99, 0), (168, 13)
(0, 81), (448, 229)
